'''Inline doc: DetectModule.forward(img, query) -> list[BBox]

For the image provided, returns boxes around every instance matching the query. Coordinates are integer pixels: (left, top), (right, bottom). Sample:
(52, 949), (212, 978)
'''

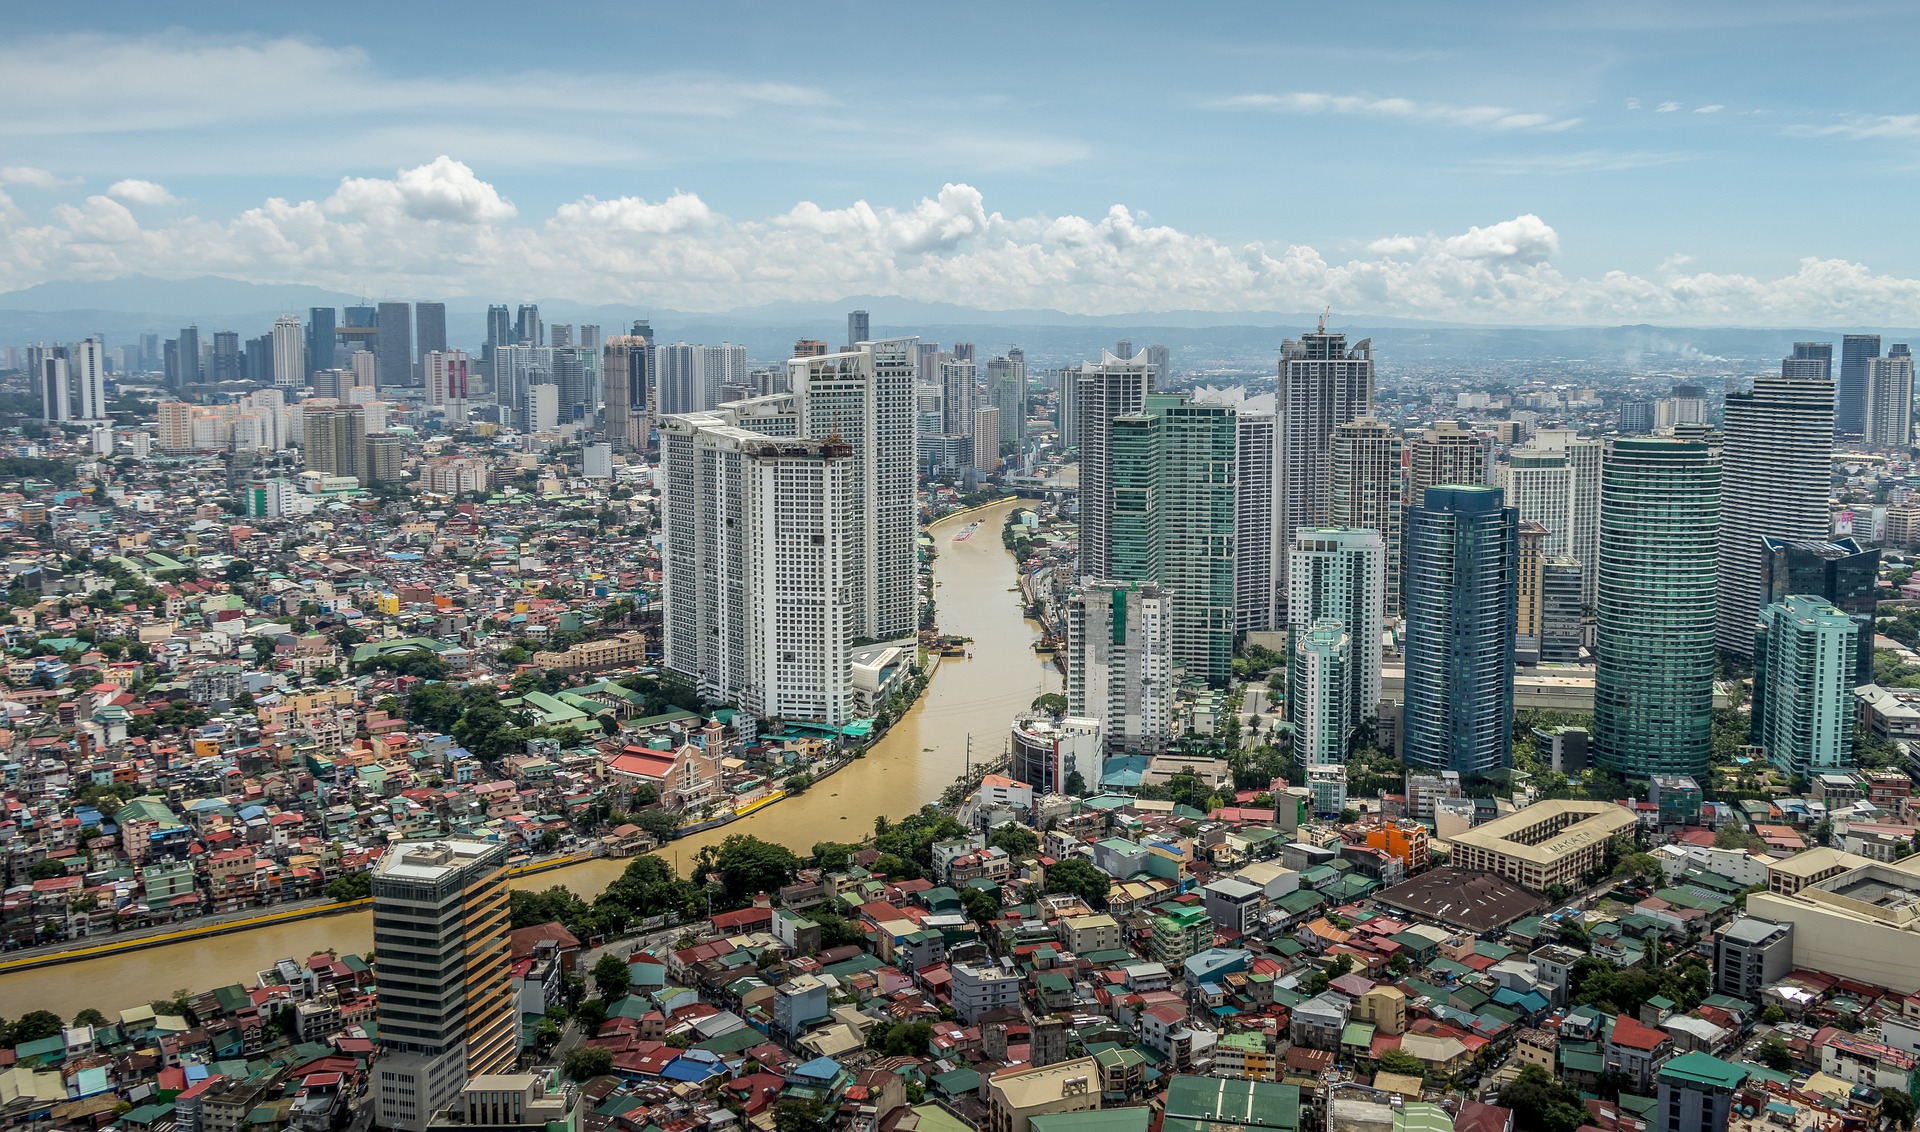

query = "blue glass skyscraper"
(1402, 485), (1519, 777)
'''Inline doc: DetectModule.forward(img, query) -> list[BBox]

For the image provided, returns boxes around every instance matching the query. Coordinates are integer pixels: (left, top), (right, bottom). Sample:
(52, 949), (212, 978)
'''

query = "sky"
(3, 0), (1920, 325)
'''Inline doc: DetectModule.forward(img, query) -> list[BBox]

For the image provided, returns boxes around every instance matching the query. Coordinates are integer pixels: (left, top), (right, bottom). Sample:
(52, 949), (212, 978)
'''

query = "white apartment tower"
(1288, 528), (1386, 731)
(941, 358), (978, 436)
(37, 354), (71, 423)
(1715, 374), (1835, 656)
(1500, 428), (1603, 609)
(1291, 619), (1353, 767)
(1233, 405), (1279, 632)
(661, 413), (857, 724)
(73, 337), (107, 420)
(1071, 349), (1155, 578)
(426, 349), (472, 421)
(1279, 329), (1374, 608)
(271, 315), (305, 389)
(1866, 346), (1915, 451)
(1067, 581), (1174, 754)
(1328, 417), (1404, 613)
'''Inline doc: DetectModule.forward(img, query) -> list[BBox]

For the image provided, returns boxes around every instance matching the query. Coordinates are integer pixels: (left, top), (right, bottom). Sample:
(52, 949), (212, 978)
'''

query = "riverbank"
(0, 498), (1057, 1016)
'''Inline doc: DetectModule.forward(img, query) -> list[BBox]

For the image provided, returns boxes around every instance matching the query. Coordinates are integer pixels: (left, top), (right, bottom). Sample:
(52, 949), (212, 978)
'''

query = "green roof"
(1658, 1051), (1750, 1092)
(1164, 1075), (1300, 1132)
(931, 1065), (981, 1095)
(1030, 1112), (1152, 1132)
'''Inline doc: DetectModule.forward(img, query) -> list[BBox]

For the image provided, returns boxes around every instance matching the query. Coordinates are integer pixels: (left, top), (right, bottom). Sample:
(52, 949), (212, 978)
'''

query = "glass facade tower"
(1402, 485), (1518, 777)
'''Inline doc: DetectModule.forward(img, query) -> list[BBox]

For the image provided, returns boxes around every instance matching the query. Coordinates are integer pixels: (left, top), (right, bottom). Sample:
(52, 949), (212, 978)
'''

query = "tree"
(575, 998), (608, 1035)
(72, 1008), (108, 1027)
(1758, 1035), (1792, 1071)
(6, 1010), (64, 1044)
(773, 1100), (828, 1132)
(562, 1046), (614, 1082)
(1501, 1064), (1586, 1132)
(327, 872), (372, 902)
(1030, 693), (1068, 716)
(1714, 824), (1766, 853)
(27, 859), (66, 881)
(1043, 858), (1111, 909)
(987, 825), (1039, 858)
(592, 953), (632, 1001)
(1611, 853), (1663, 882)
(1376, 1048), (1426, 1078)
(405, 682), (465, 733)
(960, 886), (1001, 926)
(866, 1020), (935, 1058)
(1882, 1089), (1916, 1131)
(702, 835), (801, 907)
(1063, 770), (1087, 797)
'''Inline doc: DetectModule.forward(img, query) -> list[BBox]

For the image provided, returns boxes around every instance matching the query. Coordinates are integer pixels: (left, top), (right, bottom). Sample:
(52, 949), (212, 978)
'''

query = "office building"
(1067, 582), (1174, 754)
(425, 350), (471, 419)
(515, 304), (541, 347)
(1594, 437), (1721, 779)
(1865, 344), (1914, 450)
(847, 309), (870, 348)
(778, 339), (919, 642)
(1838, 334), (1880, 435)
(1279, 326), (1374, 603)
(988, 352), (1028, 447)
(1654, 1053), (1749, 1132)
(602, 335), (651, 450)
(1402, 486), (1518, 777)
(1071, 349), (1155, 578)
(415, 301), (446, 362)
(1715, 375), (1835, 656)
(1328, 417), (1403, 613)
(1106, 393), (1237, 684)
(1288, 529), (1386, 732)
(1010, 715), (1105, 797)
(1713, 918), (1793, 1001)
(1406, 420), (1488, 509)
(548, 324), (573, 349)
(176, 325), (200, 386)
(211, 330), (242, 381)
(271, 315), (304, 390)
(1759, 536), (1879, 686)
(484, 305), (512, 353)
(303, 404), (367, 481)
(306, 307), (335, 377)
(1500, 428), (1603, 609)
(1618, 400), (1655, 434)
(553, 350), (588, 422)
(37, 353), (71, 423)
(371, 839), (515, 1132)
(661, 413), (856, 724)
(1752, 595), (1858, 780)
(1291, 620), (1353, 768)
(376, 301), (412, 388)
(1784, 341), (1833, 382)
(68, 337), (105, 421)
(1657, 384), (1707, 431)
(526, 383), (559, 433)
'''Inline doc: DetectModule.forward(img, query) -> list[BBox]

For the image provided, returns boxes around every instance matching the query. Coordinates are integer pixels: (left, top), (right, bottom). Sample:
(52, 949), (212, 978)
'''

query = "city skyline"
(7, 5), (1920, 323)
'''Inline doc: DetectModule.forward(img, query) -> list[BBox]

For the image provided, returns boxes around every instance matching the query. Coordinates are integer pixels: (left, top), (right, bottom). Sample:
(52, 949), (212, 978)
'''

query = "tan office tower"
(371, 839), (514, 1132)
(1329, 417), (1404, 613)
(603, 336), (651, 451)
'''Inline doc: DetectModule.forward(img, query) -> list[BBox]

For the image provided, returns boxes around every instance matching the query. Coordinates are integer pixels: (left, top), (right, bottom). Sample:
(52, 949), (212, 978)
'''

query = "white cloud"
(1792, 114), (1920, 141)
(106, 179), (179, 205)
(11, 164), (1920, 326)
(0, 166), (80, 189)
(1657, 101), (1683, 113)
(1626, 98), (1642, 110)
(1694, 104), (1726, 114)
(1211, 91), (1580, 132)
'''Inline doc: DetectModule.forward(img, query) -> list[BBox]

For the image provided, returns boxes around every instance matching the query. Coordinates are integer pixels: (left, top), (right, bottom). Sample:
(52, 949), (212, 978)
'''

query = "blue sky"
(3, 1), (1919, 323)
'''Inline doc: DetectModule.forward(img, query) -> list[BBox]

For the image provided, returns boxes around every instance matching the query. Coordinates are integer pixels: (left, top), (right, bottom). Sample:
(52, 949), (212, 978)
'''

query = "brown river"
(0, 498), (1058, 1019)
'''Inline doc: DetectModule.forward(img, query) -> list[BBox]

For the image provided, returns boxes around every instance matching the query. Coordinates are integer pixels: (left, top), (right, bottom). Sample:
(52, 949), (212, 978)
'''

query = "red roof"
(1610, 1013), (1669, 1052)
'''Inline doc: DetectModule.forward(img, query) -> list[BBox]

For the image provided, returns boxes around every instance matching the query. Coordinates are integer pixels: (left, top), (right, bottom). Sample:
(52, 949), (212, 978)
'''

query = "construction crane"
(1317, 305), (1332, 334)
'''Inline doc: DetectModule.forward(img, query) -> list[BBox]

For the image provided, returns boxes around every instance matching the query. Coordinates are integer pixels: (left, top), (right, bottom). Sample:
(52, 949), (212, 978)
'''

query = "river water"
(0, 499), (1056, 1020)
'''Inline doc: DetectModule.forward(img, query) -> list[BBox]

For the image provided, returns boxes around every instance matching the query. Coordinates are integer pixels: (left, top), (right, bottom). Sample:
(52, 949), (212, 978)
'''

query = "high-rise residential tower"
(426, 350), (471, 420)
(176, 325), (200, 386)
(1290, 620), (1353, 768)
(1499, 428), (1603, 609)
(371, 839), (515, 1132)
(306, 307), (335, 378)
(1838, 334), (1880, 435)
(1594, 437), (1721, 779)
(1067, 582), (1174, 754)
(1402, 486), (1518, 777)
(37, 353), (71, 423)
(987, 351), (1028, 449)
(1279, 327), (1374, 603)
(1071, 349), (1154, 579)
(1406, 420), (1489, 509)
(1328, 417), (1404, 613)
(371, 301), (409, 388)
(1752, 594), (1858, 781)
(415, 301), (446, 363)
(1783, 341), (1833, 382)
(271, 315), (305, 390)
(1714, 374), (1834, 656)
(304, 403), (368, 481)
(847, 309), (870, 348)
(1759, 536), (1879, 687)
(1866, 344), (1914, 450)
(1230, 402), (1278, 632)
(940, 358), (977, 436)
(1288, 528), (1386, 734)
(72, 337), (106, 420)
(603, 335), (652, 450)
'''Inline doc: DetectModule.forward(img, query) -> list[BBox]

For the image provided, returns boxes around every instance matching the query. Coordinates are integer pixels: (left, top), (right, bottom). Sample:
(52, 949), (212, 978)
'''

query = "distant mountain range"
(4, 275), (1917, 375)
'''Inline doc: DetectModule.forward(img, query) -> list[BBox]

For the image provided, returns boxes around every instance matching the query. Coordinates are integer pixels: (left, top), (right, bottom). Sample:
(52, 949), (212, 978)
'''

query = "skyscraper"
(1328, 417), (1404, 614)
(426, 350), (471, 419)
(785, 339), (920, 641)
(940, 358), (977, 436)
(548, 323), (573, 349)
(1752, 595), (1858, 781)
(1105, 393), (1237, 685)
(1402, 486), (1518, 777)
(1279, 327), (1374, 603)
(1406, 420), (1489, 509)
(271, 315), (305, 390)
(306, 307), (335, 378)
(376, 301), (412, 388)
(1071, 349), (1155, 578)
(415, 301), (446, 362)
(987, 352), (1028, 448)
(1715, 374), (1834, 656)
(176, 325), (200, 386)
(1067, 582), (1174, 754)
(1865, 344), (1914, 450)
(371, 839), (515, 1132)
(37, 353), (71, 422)
(304, 403), (368, 481)
(1499, 428), (1603, 609)
(1515, 522), (1583, 665)
(602, 335), (651, 450)
(1838, 334), (1880, 435)
(72, 337), (106, 420)
(211, 330), (242, 382)
(515, 304), (542, 346)
(1231, 405), (1278, 631)
(1290, 620), (1353, 768)
(1594, 437), (1721, 779)
(847, 309), (870, 348)
(1783, 341), (1833, 382)
(661, 413), (857, 724)
(1288, 528), (1386, 734)
(1759, 536), (1879, 687)
(485, 305), (512, 353)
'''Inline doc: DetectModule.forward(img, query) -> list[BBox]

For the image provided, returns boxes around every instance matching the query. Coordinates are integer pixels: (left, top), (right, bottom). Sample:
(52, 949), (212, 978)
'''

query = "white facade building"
(272, 315), (305, 389)
(1288, 528), (1386, 729)
(1067, 582), (1174, 754)
(1716, 376), (1835, 656)
(1070, 349), (1154, 579)
(1291, 620), (1352, 767)
(73, 337), (107, 420)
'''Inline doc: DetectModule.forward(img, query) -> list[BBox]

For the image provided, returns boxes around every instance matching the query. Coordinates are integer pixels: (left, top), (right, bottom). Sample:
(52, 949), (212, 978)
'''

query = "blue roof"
(793, 1055), (842, 1083)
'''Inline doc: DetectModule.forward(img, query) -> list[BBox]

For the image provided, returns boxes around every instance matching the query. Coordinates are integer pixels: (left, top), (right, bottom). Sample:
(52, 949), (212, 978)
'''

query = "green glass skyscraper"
(1106, 393), (1236, 685)
(1594, 437), (1722, 778)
